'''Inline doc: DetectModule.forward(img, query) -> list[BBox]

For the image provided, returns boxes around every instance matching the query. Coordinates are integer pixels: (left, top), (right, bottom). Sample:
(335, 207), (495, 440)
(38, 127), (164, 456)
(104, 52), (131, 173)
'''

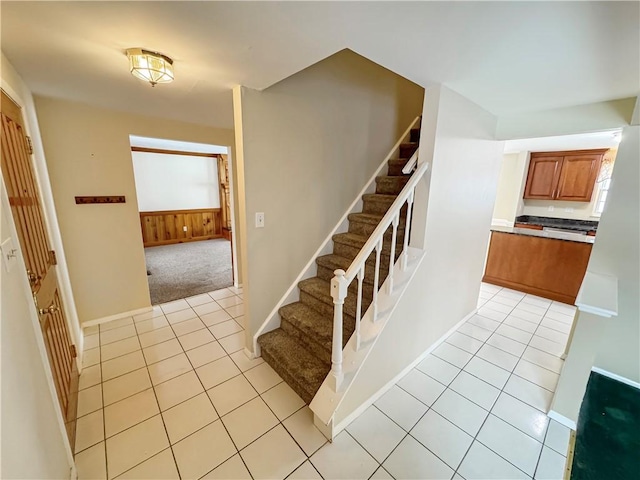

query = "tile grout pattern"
(77, 283), (573, 479)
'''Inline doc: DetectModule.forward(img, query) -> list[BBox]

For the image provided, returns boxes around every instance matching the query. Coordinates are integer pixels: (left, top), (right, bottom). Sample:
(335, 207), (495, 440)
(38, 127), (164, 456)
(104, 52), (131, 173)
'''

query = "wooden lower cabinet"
(140, 208), (223, 247)
(483, 231), (592, 304)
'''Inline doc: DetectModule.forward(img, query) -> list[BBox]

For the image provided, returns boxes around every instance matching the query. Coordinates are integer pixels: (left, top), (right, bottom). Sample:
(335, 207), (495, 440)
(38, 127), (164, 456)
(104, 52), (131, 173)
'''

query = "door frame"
(0, 84), (78, 469)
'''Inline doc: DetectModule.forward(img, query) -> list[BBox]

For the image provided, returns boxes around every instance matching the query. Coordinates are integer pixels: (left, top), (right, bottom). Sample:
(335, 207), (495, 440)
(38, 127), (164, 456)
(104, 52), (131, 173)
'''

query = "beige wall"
(492, 152), (528, 223)
(236, 49), (424, 340)
(34, 97), (235, 323)
(335, 85), (504, 424)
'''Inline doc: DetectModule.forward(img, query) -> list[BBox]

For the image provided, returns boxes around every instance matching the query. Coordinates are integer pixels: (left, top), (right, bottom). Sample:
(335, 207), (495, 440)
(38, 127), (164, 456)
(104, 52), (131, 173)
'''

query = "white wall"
(551, 122), (639, 425)
(335, 85), (504, 424)
(496, 97), (637, 140)
(34, 96), (235, 323)
(132, 152), (220, 212)
(236, 49), (424, 342)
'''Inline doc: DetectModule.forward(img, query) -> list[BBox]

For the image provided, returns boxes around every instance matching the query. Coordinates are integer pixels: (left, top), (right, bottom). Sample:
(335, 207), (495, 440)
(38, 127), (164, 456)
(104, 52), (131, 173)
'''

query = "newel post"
(330, 269), (348, 391)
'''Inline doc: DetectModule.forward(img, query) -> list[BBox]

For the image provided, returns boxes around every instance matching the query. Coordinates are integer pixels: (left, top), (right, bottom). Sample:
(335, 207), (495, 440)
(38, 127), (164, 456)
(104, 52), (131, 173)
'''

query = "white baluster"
(355, 266), (364, 351)
(387, 215), (399, 294)
(402, 189), (414, 271)
(372, 238), (383, 322)
(330, 269), (348, 391)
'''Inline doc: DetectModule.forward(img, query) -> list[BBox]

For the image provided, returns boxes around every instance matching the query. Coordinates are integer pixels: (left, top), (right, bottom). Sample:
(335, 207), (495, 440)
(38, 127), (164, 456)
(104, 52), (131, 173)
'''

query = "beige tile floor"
(76, 283), (573, 479)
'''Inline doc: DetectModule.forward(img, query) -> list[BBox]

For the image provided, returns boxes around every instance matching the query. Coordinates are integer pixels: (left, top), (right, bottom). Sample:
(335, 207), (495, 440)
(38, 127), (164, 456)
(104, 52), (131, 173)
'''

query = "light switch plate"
(548, 206), (555, 212)
(255, 212), (265, 228)
(1, 237), (18, 272)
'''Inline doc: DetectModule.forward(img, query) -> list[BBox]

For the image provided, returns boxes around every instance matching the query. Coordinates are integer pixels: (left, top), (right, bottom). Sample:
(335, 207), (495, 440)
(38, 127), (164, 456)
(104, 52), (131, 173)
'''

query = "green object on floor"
(571, 371), (640, 480)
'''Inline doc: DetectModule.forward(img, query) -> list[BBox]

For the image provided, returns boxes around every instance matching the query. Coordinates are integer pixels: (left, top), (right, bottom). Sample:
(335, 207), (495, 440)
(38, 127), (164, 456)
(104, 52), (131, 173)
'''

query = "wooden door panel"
(556, 154), (602, 202)
(523, 156), (562, 199)
(1, 90), (78, 449)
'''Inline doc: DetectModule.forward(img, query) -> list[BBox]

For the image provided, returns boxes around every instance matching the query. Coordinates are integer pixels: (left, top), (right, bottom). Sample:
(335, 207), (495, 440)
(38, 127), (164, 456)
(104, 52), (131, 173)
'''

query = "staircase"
(257, 128), (420, 404)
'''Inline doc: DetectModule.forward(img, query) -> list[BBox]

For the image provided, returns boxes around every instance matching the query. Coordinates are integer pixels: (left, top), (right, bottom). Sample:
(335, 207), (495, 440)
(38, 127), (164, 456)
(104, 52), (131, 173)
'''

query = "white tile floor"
(77, 283), (573, 479)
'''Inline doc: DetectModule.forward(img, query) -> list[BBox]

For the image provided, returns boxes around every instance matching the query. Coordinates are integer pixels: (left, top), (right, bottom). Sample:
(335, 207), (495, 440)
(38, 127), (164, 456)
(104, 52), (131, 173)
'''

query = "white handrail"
(330, 153), (429, 391)
(344, 152), (425, 284)
(251, 116), (422, 354)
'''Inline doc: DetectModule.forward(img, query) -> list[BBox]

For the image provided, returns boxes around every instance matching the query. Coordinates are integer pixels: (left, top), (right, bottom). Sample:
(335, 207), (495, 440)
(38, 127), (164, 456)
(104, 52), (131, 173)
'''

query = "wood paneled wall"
(140, 208), (223, 247)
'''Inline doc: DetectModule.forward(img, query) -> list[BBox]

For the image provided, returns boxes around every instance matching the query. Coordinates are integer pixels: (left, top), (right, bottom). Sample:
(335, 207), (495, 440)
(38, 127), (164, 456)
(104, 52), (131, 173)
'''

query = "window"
(592, 150), (616, 217)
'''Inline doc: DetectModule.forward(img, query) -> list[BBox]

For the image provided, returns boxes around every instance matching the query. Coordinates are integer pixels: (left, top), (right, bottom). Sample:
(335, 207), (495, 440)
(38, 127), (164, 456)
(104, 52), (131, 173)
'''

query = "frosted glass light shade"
(126, 48), (174, 86)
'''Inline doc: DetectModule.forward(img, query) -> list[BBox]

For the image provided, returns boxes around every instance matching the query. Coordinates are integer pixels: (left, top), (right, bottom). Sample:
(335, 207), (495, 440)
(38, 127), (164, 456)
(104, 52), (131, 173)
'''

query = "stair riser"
(333, 238), (403, 264)
(281, 319), (333, 364)
(299, 290), (370, 322)
(410, 128), (420, 143)
(400, 144), (418, 158)
(348, 220), (406, 239)
(363, 197), (408, 215)
(259, 346), (319, 404)
(317, 264), (388, 289)
(388, 163), (410, 176)
(375, 178), (409, 195)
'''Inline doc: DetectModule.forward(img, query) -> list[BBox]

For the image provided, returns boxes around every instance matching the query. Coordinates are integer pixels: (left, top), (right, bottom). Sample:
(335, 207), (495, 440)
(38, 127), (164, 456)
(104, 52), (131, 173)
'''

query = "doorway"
(129, 136), (237, 305)
(1, 89), (79, 447)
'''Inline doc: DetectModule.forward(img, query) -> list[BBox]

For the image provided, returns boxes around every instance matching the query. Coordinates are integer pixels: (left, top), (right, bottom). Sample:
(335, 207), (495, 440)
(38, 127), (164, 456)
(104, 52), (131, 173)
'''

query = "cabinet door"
(523, 155), (563, 199)
(556, 153), (603, 202)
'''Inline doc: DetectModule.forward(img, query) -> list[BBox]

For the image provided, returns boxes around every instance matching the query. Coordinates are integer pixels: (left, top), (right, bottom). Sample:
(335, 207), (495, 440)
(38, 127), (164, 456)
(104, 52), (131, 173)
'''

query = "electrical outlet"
(183, 226), (188, 232)
(548, 206), (555, 212)
(565, 207), (574, 213)
(255, 212), (265, 228)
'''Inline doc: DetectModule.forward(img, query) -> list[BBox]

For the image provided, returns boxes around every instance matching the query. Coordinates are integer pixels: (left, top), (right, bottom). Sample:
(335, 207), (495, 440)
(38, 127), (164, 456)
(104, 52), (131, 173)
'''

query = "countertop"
(491, 226), (595, 244)
(515, 215), (598, 233)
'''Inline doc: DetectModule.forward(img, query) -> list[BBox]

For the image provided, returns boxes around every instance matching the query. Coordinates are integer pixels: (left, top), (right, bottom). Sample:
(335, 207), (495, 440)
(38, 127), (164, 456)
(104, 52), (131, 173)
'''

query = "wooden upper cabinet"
(523, 156), (563, 199)
(523, 149), (606, 202)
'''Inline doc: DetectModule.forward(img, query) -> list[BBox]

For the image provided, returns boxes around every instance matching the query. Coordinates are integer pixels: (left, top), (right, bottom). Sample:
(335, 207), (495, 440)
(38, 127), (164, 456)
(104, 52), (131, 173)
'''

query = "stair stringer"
(309, 246), (426, 436)
(249, 116), (422, 357)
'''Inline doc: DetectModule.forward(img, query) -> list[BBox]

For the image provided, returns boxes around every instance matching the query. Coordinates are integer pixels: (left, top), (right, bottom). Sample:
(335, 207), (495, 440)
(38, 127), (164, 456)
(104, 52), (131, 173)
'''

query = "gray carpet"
(145, 239), (233, 305)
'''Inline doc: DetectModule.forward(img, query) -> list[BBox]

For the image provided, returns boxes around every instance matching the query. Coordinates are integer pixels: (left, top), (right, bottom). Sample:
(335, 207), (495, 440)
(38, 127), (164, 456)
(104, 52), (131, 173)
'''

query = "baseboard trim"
(82, 306), (153, 328)
(548, 409), (577, 431)
(333, 308), (478, 436)
(591, 367), (640, 390)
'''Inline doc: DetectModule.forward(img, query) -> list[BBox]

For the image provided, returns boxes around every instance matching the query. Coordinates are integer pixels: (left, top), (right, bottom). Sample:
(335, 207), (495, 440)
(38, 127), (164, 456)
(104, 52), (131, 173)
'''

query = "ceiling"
(2, 2), (638, 129)
(504, 129), (622, 154)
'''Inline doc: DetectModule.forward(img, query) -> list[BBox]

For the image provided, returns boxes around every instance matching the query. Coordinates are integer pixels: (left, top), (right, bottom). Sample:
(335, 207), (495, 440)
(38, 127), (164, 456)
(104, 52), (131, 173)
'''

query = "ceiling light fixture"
(126, 48), (174, 87)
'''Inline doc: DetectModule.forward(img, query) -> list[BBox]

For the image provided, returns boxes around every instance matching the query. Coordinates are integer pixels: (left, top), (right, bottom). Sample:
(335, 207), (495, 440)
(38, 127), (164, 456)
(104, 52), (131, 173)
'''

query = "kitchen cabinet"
(483, 231), (593, 304)
(523, 149), (607, 202)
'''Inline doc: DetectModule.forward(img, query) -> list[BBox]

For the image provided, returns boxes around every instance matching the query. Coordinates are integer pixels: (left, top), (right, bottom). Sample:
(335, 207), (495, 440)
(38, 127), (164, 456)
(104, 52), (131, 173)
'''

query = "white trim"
(547, 409), (577, 431)
(250, 116), (422, 353)
(491, 218), (515, 228)
(591, 366), (640, 390)
(575, 271), (618, 318)
(225, 150), (240, 289)
(330, 307), (478, 437)
(82, 306), (152, 328)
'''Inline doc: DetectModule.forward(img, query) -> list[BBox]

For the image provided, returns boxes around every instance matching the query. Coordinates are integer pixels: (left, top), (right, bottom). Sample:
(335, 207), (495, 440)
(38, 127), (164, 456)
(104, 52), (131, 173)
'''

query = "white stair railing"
(330, 151), (428, 391)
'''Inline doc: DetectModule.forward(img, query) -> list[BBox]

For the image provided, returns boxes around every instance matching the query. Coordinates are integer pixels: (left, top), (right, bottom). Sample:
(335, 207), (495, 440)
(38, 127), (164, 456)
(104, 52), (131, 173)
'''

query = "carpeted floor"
(145, 239), (233, 305)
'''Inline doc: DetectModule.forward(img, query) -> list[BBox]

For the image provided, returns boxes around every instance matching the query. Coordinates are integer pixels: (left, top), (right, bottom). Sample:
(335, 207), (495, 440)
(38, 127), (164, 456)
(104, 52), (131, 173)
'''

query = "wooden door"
(523, 155), (563, 199)
(556, 152), (604, 202)
(1, 90), (78, 447)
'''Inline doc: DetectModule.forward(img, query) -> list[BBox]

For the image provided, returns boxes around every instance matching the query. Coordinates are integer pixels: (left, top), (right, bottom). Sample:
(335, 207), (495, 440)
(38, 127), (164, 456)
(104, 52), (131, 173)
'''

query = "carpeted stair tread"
(410, 128), (420, 143)
(333, 232), (403, 255)
(399, 142), (419, 158)
(279, 302), (354, 363)
(348, 212), (406, 228)
(316, 253), (388, 287)
(299, 276), (371, 319)
(362, 193), (400, 214)
(387, 158), (412, 176)
(375, 175), (410, 195)
(257, 329), (329, 404)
